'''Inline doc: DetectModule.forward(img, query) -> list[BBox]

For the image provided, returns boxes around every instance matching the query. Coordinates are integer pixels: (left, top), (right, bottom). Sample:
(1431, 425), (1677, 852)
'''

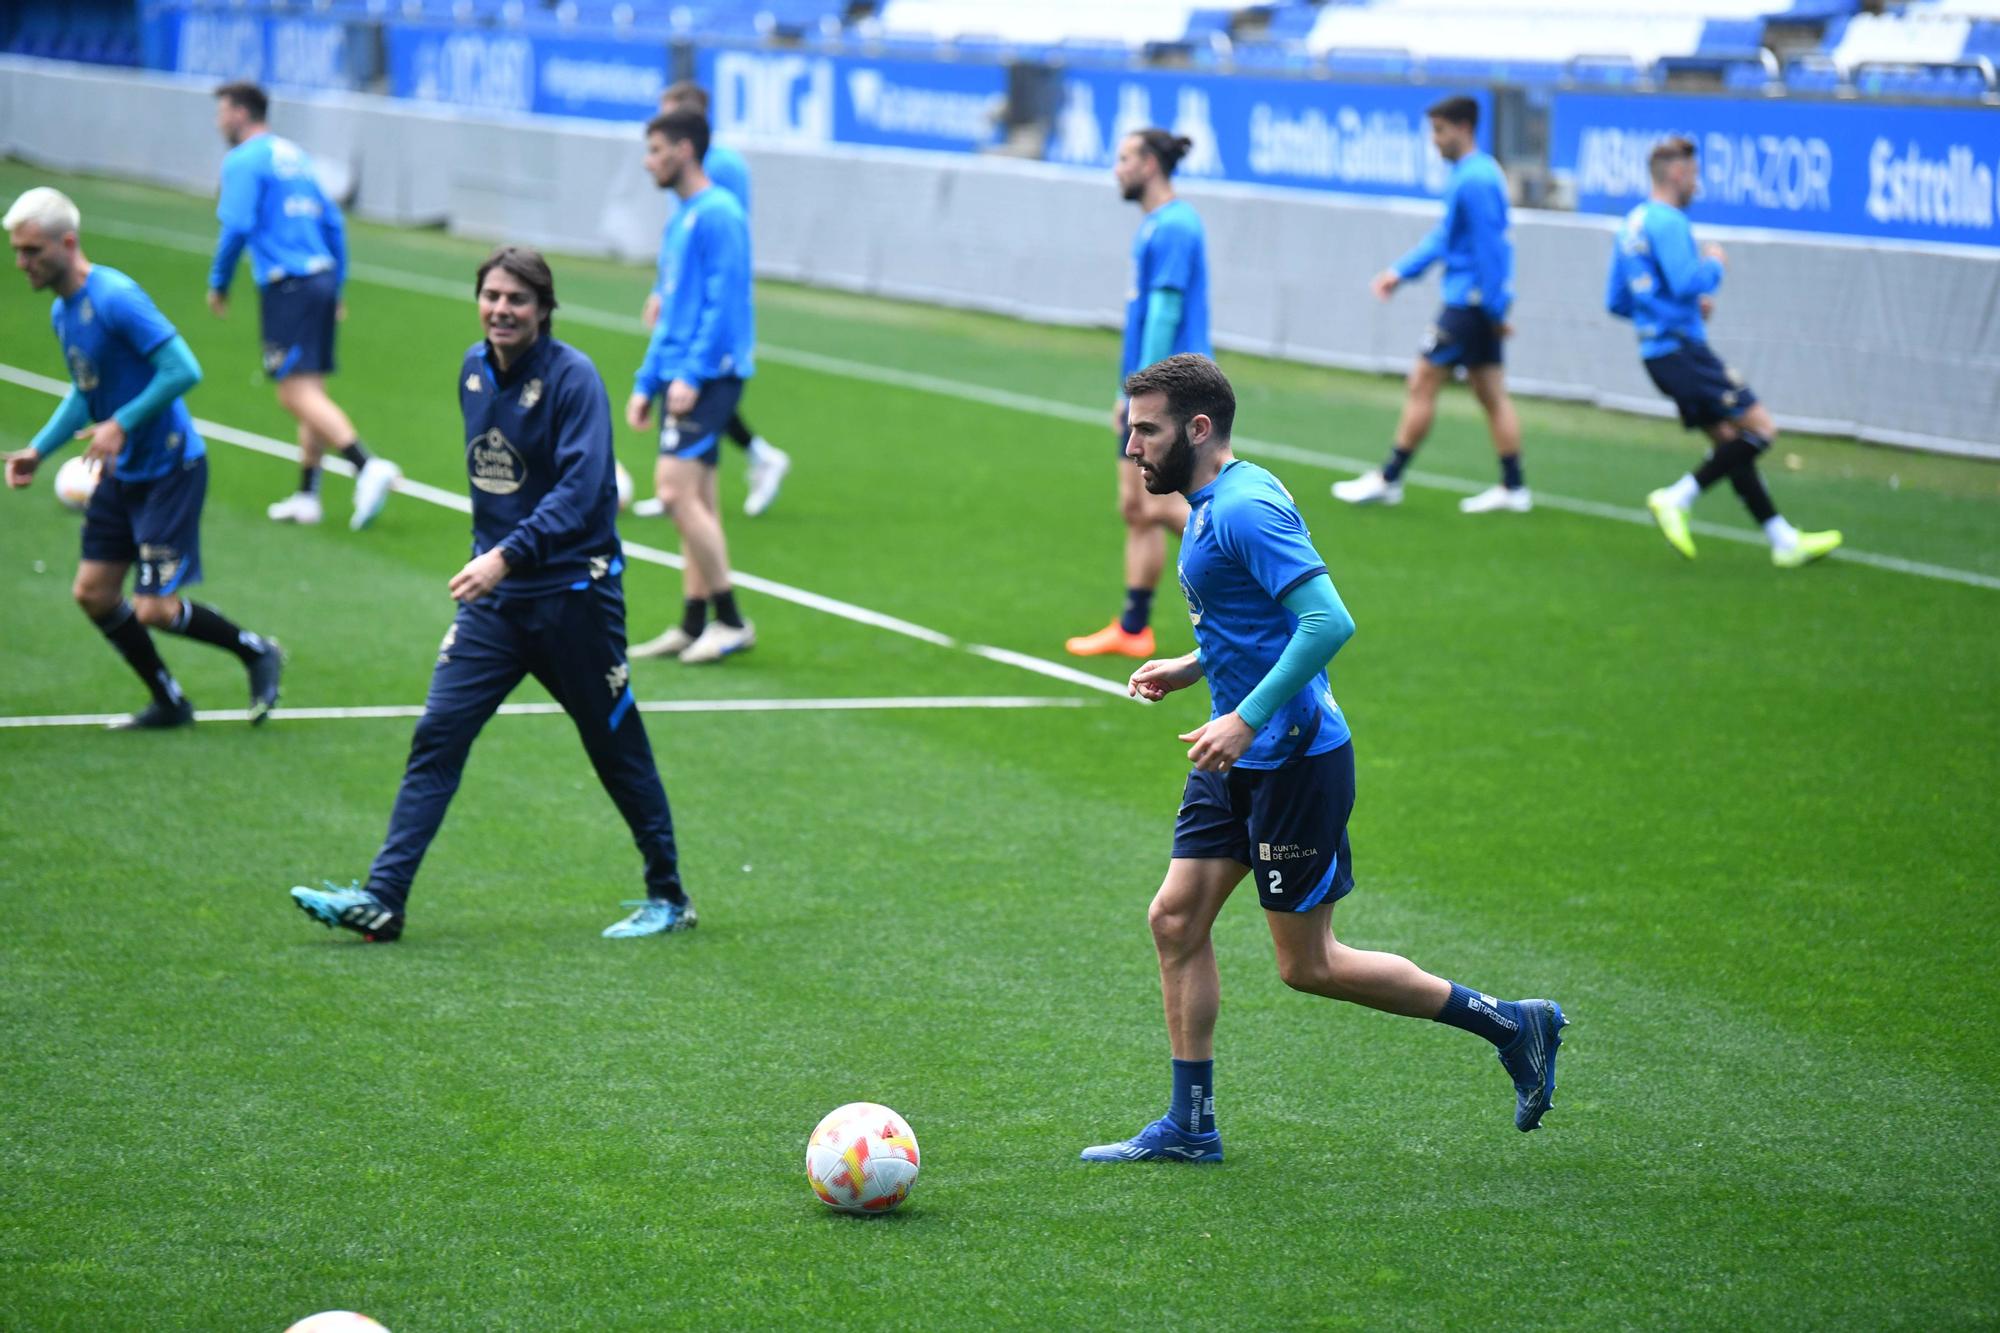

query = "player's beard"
(1140, 421), (1197, 495)
(1120, 180), (1144, 202)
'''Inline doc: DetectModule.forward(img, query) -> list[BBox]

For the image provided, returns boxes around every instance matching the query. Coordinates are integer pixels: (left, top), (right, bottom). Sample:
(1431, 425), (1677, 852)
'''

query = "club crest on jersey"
(79, 298), (94, 324)
(467, 429), (527, 495)
(520, 378), (543, 410)
(1194, 502), (1210, 536)
(1178, 566), (1204, 627)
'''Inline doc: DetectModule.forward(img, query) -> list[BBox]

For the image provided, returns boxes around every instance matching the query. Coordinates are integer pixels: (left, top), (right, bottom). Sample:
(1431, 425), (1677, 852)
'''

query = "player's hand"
(206, 289), (228, 318)
(76, 418), (126, 465)
(1370, 270), (1400, 301)
(335, 301), (347, 323)
(625, 392), (653, 432)
(641, 293), (661, 330)
(1701, 242), (1727, 267)
(1698, 296), (1715, 320)
(1497, 320), (1514, 340)
(448, 547), (510, 604)
(1180, 712), (1254, 773)
(4, 448), (40, 489)
(666, 380), (699, 418)
(1129, 653), (1202, 702)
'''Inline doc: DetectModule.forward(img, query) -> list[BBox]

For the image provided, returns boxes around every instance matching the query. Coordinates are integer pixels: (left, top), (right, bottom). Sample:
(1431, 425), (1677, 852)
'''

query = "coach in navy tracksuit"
(288, 247), (697, 942)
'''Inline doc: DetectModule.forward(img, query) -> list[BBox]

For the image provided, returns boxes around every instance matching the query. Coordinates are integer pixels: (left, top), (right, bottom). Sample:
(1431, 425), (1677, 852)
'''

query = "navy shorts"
(658, 376), (745, 464)
(1644, 341), (1759, 429)
(1172, 741), (1356, 913)
(1421, 305), (1504, 369)
(259, 271), (339, 380)
(81, 453), (206, 596)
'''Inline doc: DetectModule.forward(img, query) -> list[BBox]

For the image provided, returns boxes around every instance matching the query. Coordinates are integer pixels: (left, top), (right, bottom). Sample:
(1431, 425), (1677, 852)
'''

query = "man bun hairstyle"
(1426, 94), (1480, 131)
(475, 245), (559, 334)
(1648, 135), (1697, 180)
(1123, 353), (1236, 442)
(214, 81), (270, 123)
(1133, 127), (1195, 176)
(646, 108), (712, 163)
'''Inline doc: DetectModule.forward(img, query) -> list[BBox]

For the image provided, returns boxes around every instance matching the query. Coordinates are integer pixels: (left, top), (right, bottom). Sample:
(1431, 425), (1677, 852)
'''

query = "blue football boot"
(1497, 998), (1567, 1131)
(290, 880), (403, 942)
(602, 897), (698, 938)
(1079, 1117), (1223, 1163)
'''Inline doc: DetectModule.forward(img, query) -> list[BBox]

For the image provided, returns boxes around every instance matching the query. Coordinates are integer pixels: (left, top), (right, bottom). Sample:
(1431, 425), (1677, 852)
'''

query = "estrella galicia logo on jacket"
(467, 429), (527, 494)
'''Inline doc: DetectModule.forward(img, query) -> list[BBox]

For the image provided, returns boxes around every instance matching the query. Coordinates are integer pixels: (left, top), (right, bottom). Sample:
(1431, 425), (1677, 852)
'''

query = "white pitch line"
(75, 214), (2000, 595)
(0, 363), (1132, 698)
(0, 695), (1097, 731)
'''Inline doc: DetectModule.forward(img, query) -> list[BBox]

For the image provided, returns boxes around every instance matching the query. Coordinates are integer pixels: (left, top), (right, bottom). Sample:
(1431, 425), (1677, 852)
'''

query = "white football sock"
(1664, 474), (1701, 509)
(1763, 515), (1800, 549)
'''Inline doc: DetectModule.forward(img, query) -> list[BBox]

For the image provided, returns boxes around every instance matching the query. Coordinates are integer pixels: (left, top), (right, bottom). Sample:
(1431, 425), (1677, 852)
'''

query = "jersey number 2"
(1267, 870), (1283, 896)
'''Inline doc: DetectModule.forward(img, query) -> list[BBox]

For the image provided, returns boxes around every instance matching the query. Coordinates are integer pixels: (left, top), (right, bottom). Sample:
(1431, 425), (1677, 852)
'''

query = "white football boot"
(1331, 470), (1403, 505)
(679, 620), (756, 664)
(267, 491), (324, 525)
(1459, 484), (1533, 514)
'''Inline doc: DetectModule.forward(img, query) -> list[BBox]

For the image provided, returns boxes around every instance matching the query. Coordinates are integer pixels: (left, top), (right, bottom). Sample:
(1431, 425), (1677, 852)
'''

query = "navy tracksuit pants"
(366, 578), (681, 911)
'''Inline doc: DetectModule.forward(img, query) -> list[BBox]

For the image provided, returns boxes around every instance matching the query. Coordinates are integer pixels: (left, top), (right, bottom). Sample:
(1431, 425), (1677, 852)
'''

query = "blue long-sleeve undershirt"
(30, 387), (91, 456)
(1139, 288), (1184, 369)
(112, 335), (202, 435)
(1235, 573), (1355, 731)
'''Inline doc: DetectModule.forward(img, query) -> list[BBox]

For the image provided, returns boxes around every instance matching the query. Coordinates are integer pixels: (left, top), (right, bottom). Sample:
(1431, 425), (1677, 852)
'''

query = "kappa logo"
(467, 429), (527, 494)
(466, 373), (482, 392)
(520, 377), (543, 410)
(589, 554), (610, 581)
(605, 661), (629, 699)
(437, 622), (458, 665)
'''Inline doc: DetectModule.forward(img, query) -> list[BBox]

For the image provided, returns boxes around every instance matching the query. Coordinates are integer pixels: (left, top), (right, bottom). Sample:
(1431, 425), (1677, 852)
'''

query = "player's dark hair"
(661, 80), (710, 115)
(1130, 127), (1194, 176)
(1649, 135), (1697, 179)
(646, 108), (712, 162)
(1124, 354), (1235, 442)
(475, 245), (559, 334)
(1426, 95), (1479, 130)
(214, 81), (269, 123)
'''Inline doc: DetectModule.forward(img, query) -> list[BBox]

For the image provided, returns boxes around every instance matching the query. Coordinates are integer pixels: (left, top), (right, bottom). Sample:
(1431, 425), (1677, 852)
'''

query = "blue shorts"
(81, 453), (206, 596)
(658, 377), (745, 464)
(1422, 305), (1504, 369)
(260, 271), (339, 380)
(1644, 341), (1759, 429)
(1172, 741), (1356, 913)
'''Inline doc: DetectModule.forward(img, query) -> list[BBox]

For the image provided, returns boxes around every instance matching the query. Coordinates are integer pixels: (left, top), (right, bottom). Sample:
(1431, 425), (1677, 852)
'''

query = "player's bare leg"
(1333, 358), (1448, 504)
(1068, 464), (1188, 658)
(1459, 363), (1531, 513)
(652, 454), (752, 663)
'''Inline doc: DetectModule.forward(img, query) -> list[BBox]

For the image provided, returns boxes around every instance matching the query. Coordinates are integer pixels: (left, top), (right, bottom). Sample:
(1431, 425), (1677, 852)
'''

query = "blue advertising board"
(695, 47), (1008, 153)
(386, 23), (668, 122)
(1043, 69), (1489, 198)
(1551, 91), (2000, 247)
(143, 8), (366, 92)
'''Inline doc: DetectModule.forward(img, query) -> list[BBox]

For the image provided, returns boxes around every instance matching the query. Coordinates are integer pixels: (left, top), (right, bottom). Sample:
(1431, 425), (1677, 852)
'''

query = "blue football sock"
(1170, 1058), (1216, 1135)
(1381, 446), (1415, 482)
(1119, 587), (1154, 635)
(1434, 982), (1524, 1048)
(1501, 453), (1525, 489)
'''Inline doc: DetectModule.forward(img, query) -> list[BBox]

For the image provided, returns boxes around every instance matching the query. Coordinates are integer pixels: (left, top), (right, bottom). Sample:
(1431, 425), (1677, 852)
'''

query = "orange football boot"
(1065, 622), (1155, 658)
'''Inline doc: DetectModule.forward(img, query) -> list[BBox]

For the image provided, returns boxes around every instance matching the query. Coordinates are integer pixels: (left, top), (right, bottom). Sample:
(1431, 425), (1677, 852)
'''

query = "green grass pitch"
(1, 160), (1997, 1330)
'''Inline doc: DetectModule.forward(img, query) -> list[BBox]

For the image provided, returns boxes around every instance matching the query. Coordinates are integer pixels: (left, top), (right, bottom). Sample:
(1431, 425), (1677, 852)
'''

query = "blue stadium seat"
(1696, 18), (1763, 56)
(1570, 55), (1643, 88)
(1723, 60), (1774, 91)
(1322, 49), (1412, 79)
(1784, 58), (1842, 93)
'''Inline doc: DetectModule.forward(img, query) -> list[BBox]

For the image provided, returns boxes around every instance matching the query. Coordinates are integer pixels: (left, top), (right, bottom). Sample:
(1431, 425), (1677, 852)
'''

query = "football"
(284, 1314), (389, 1333)
(53, 454), (100, 511)
(614, 460), (634, 510)
(805, 1102), (920, 1214)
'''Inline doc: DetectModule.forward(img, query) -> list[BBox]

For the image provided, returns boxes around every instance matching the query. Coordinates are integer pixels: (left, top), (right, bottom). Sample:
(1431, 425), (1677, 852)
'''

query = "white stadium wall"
(5, 57), (1997, 458)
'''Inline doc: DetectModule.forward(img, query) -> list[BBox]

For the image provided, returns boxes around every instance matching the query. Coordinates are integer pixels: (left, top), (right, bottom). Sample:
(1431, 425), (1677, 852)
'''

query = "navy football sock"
(166, 600), (268, 665)
(1434, 983), (1524, 1048)
(1501, 453), (1525, 490)
(299, 464), (322, 496)
(1170, 1058), (1216, 1135)
(93, 600), (181, 707)
(1119, 587), (1154, 635)
(711, 589), (744, 629)
(679, 597), (708, 638)
(338, 441), (375, 469)
(1381, 446), (1415, 483)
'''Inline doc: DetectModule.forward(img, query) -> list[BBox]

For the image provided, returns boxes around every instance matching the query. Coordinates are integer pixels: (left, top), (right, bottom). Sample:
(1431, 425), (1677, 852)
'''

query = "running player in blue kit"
(208, 82), (401, 531)
(289, 248), (693, 942)
(4, 187), (284, 730)
(1080, 355), (1565, 1162)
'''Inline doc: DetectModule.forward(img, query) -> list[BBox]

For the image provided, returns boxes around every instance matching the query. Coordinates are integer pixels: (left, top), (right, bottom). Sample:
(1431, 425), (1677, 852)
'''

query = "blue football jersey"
(51, 266), (204, 483)
(210, 133), (346, 292)
(1606, 200), (1723, 360)
(636, 185), (756, 396)
(1121, 199), (1213, 381)
(1177, 460), (1350, 770)
(1392, 150), (1513, 319)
